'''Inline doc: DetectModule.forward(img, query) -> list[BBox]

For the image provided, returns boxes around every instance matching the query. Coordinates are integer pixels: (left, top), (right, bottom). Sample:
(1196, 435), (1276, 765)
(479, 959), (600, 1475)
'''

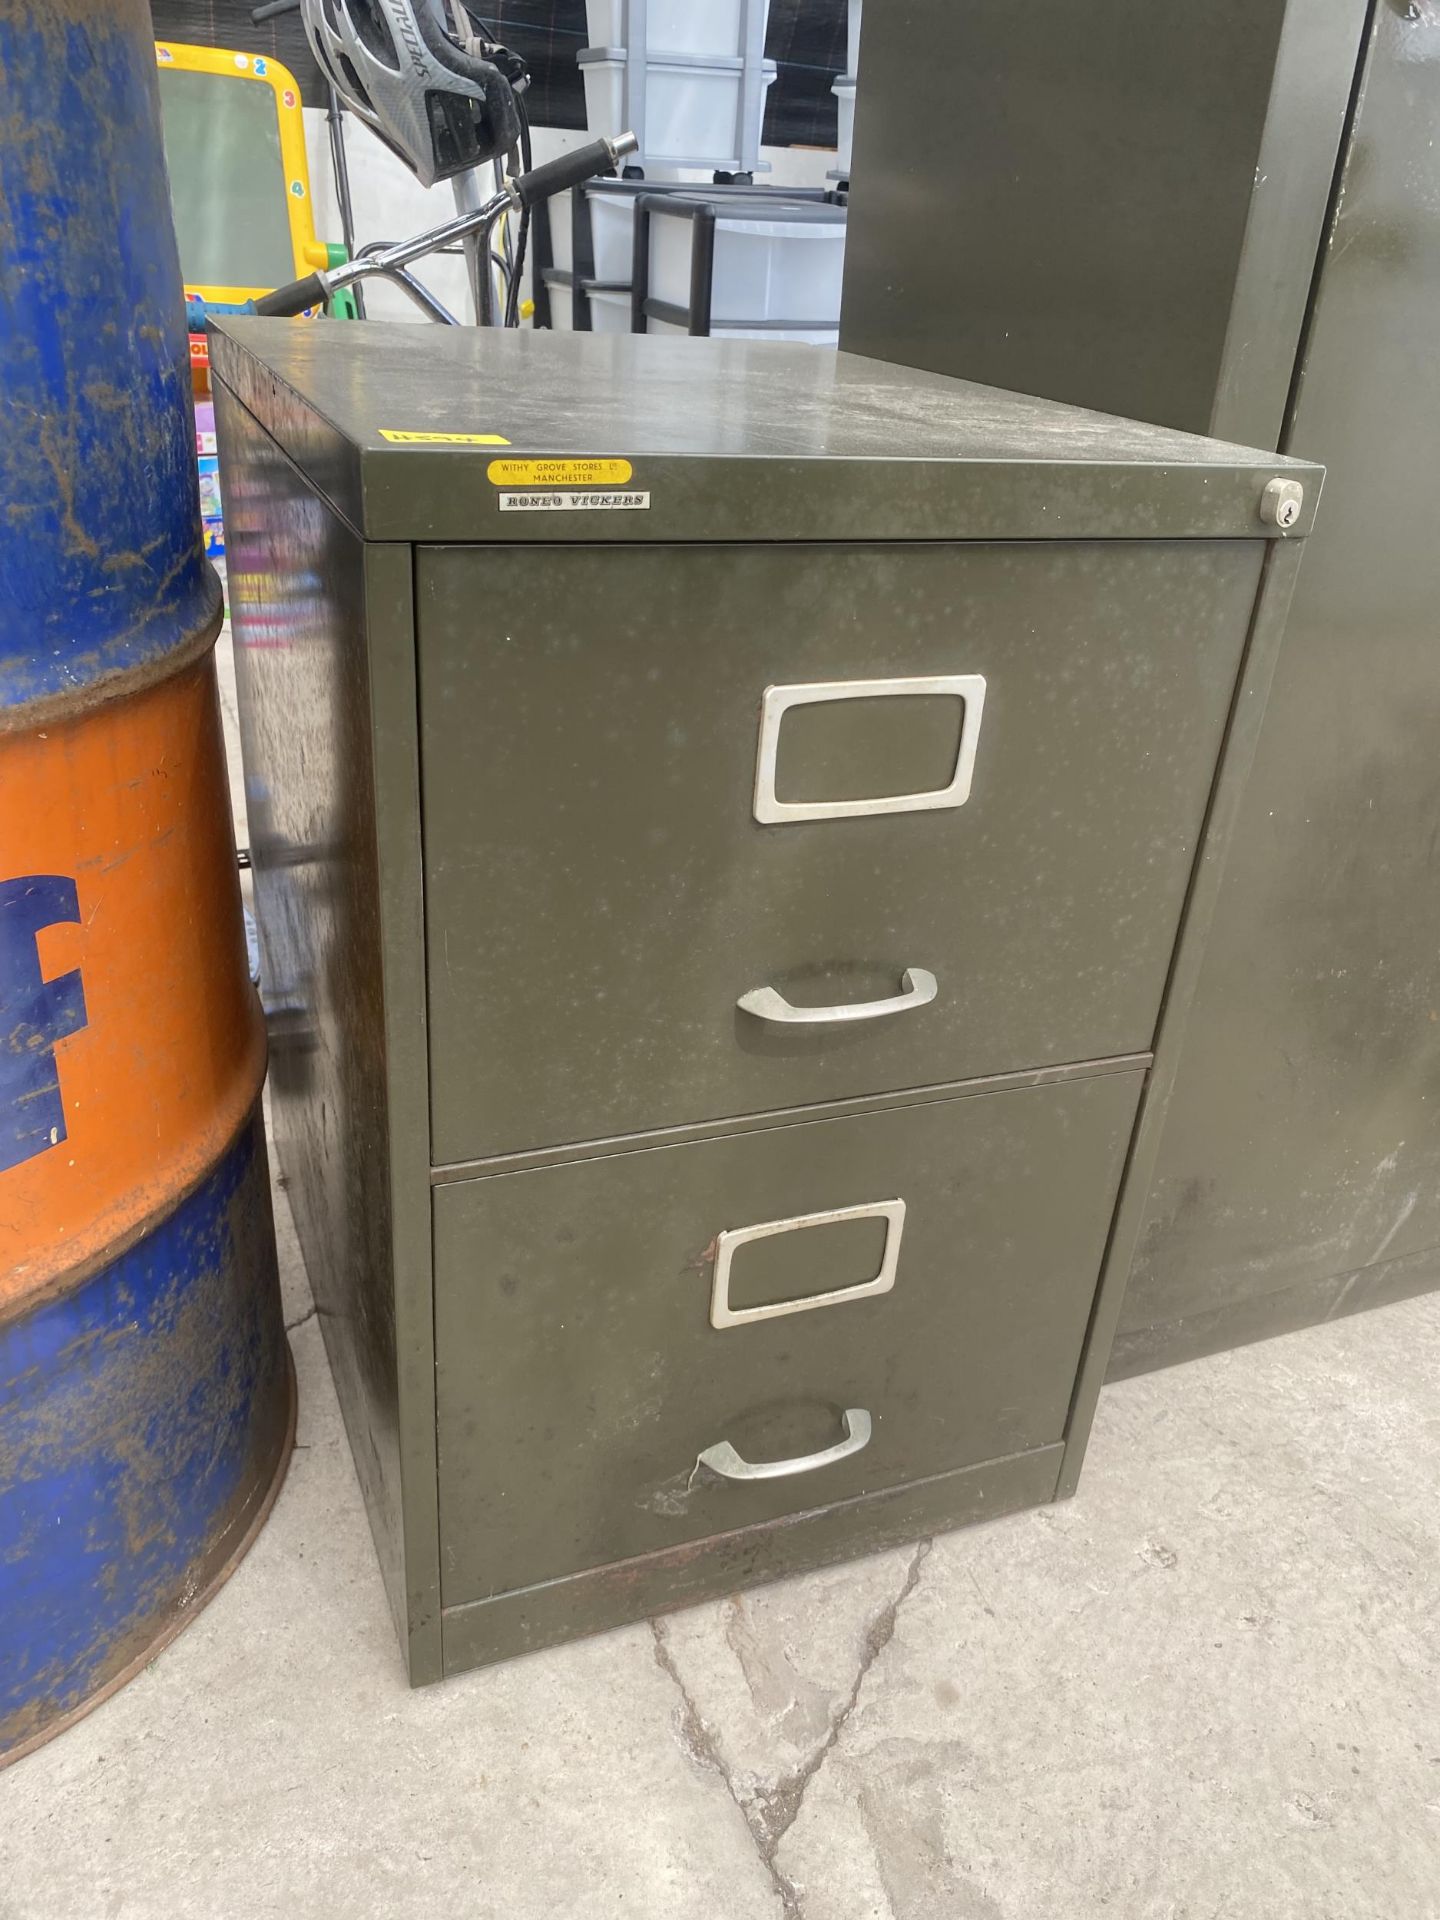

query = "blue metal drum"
(0, 0), (292, 1765)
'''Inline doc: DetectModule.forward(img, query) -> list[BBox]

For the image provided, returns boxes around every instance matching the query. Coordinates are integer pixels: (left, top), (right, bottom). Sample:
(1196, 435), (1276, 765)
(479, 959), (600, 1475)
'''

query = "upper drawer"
(419, 540), (1260, 1162)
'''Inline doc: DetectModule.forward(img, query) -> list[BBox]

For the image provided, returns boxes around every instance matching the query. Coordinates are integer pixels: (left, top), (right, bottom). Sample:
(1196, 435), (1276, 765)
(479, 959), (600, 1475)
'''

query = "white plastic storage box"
(589, 185), (640, 282)
(585, 288), (636, 332)
(586, 0), (771, 60)
(833, 76), (856, 177)
(589, 180), (816, 283)
(539, 272), (633, 333)
(548, 181), (804, 292)
(846, 0), (864, 75)
(544, 183), (638, 280)
(643, 195), (847, 328)
(547, 189), (576, 275)
(541, 270), (574, 328)
(579, 48), (777, 170)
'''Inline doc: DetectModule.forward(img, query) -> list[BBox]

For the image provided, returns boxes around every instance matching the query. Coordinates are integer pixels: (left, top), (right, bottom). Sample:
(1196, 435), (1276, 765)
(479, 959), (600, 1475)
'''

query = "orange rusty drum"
(0, 661), (265, 1304)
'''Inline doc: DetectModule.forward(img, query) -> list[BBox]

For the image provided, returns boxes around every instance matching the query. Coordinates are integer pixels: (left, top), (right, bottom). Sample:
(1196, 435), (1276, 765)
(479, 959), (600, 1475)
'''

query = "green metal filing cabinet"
(210, 319), (1318, 1685)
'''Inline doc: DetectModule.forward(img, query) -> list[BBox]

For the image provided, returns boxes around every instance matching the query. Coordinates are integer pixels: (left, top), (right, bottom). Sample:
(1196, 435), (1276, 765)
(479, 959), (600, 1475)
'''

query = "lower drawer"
(434, 1067), (1143, 1606)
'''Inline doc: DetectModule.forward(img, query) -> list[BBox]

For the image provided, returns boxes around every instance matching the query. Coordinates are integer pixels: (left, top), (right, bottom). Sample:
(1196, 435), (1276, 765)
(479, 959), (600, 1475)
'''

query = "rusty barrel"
(0, 0), (293, 1765)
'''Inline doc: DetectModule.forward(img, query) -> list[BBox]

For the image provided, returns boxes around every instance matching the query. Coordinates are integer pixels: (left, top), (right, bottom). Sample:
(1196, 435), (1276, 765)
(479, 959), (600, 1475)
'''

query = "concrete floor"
(3, 1148), (1438, 1917)
(5, 621), (1438, 1914)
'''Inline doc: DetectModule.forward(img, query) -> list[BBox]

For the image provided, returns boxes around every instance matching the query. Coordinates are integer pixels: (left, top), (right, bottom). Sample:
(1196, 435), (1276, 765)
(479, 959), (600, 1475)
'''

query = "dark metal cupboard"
(840, 0), (1440, 1371)
(212, 319), (1315, 1682)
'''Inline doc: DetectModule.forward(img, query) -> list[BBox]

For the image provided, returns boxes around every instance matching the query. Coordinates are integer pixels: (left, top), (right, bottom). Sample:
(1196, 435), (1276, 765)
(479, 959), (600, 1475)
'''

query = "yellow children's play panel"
(156, 41), (329, 307)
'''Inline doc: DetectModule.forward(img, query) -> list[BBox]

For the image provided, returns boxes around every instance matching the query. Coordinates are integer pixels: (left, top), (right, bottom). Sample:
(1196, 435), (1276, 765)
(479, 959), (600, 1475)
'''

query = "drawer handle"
(712, 1198), (906, 1329)
(737, 967), (937, 1028)
(697, 1409), (872, 1483)
(753, 674), (987, 825)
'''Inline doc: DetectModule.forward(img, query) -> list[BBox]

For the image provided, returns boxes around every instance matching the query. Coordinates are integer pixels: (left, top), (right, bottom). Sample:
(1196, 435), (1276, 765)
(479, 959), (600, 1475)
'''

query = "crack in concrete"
(284, 1304), (318, 1332)
(749, 1540), (934, 1855)
(649, 1538), (934, 1920)
(649, 1619), (802, 1918)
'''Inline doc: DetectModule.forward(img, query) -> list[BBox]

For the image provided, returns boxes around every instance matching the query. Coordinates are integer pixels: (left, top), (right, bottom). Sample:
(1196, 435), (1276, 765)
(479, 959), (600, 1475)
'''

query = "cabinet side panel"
(214, 382), (436, 1674)
(364, 542), (443, 1683)
(1061, 539), (1307, 1485)
(1119, 3), (1440, 1369)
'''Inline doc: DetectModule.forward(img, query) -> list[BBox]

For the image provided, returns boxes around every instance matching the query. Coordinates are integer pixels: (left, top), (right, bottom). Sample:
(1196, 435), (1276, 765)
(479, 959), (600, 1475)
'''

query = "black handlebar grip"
(250, 0), (300, 21)
(254, 273), (328, 318)
(511, 138), (622, 210)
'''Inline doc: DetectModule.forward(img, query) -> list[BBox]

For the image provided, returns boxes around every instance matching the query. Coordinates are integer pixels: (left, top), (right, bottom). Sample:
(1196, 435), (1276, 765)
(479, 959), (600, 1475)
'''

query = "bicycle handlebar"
(253, 272), (328, 318)
(246, 131), (638, 322)
(511, 135), (636, 209)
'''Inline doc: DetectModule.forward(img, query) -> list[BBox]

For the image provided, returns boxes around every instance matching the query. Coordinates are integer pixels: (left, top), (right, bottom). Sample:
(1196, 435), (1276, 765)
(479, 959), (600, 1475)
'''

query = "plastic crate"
(538, 179), (832, 293)
(585, 0), (771, 59)
(847, 0), (864, 75)
(834, 76), (856, 178)
(650, 199), (846, 326)
(579, 47), (776, 172)
(539, 269), (633, 332)
(587, 287), (637, 332)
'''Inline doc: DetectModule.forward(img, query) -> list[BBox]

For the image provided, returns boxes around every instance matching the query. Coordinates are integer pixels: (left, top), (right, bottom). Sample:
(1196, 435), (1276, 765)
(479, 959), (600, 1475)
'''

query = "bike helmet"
(302, 0), (523, 187)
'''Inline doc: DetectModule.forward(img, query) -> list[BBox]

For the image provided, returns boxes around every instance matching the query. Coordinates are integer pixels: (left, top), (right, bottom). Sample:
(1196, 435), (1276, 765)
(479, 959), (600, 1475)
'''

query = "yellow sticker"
(378, 429), (511, 445)
(486, 457), (634, 488)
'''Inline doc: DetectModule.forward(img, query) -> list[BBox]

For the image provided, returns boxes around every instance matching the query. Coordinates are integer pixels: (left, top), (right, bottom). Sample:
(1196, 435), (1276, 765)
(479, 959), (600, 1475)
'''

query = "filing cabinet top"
(210, 319), (1321, 546)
